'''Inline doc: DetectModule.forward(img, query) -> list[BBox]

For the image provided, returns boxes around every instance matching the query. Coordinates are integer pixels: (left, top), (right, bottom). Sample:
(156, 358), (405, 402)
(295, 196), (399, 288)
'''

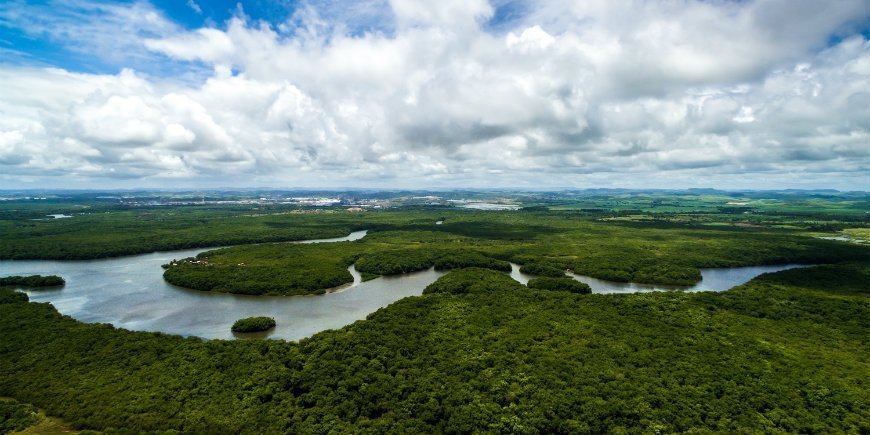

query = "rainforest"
(0, 190), (868, 434)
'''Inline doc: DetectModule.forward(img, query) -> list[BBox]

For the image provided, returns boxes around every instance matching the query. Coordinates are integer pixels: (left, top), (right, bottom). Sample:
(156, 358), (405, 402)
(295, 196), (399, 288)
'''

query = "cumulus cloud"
(0, 0), (868, 189)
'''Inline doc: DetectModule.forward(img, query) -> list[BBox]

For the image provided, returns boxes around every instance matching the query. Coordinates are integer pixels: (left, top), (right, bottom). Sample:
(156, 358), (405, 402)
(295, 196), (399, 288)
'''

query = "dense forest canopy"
(1, 193), (868, 433)
(160, 210), (868, 294)
(0, 275), (65, 288)
(232, 317), (277, 333)
(0, 263), (867, 433)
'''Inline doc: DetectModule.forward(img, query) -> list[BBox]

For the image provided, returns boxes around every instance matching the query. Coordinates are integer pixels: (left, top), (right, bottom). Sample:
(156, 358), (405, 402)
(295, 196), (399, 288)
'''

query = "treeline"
(568, 257), (702, 285)
(422, 268), (525, 295)
(356, 249), (511, 276)
(165, 221), (870, 296)
(527, 277), (592, 293)
(0, 207), (372, 260)
(0, 290), (28, 304)
(163, 235), (519, 296)
(1, 264), (868, 433)
(516, 257), (704, 286)
(163, 242), (360, 296)
(6, 206), (870, 294)
(355, 249), (438, 275)
(518, 261), (567, 277)
(0, 275), (65, 288)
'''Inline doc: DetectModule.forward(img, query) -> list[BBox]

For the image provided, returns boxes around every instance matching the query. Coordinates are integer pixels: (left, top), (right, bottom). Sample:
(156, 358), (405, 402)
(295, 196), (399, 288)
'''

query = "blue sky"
(0, 1), (868, 189)
(2, 0), (344, 74)
(0, 0), (529, 75)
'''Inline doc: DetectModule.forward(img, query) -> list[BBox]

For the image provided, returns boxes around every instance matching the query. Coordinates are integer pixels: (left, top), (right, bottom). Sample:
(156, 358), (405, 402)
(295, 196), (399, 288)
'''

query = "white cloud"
(186, 0), (202, 15)
(144, 28), (236, 63)
(0, 0), (868, 189)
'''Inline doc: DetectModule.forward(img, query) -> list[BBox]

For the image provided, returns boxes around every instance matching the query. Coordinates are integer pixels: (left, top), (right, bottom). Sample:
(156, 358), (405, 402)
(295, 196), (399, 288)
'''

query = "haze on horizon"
(1, 0), (868, 190)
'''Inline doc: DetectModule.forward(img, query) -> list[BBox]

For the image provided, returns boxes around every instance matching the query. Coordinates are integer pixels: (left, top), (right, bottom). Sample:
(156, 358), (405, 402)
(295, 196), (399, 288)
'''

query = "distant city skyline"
(1, 0), (868, 189)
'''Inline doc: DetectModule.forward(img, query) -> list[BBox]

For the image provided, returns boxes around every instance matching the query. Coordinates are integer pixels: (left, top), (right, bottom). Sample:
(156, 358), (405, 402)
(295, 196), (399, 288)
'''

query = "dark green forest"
(0, 263), (867, 433)
(527, 276), (592, 293)
(232, 317), (277, 333)
(0, 398), (40, 434)
(0, 275), (64, 288)
(1, 195), (868, 433)
(161, 211), (868, 294)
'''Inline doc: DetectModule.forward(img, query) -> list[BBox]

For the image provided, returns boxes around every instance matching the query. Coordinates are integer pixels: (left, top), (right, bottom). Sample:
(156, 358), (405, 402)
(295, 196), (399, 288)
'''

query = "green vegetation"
(0, 291), (28, 305)
(0, 206), (364, 260)
(0, 275), (64, 288)
(527, 276), (592, 293)
(231, 317), (277, 333)
(158, 207), (869, 294)
(354, 248), (438, 275)
(423, 268), (525, 294)
(0, 398), (88, 435)
(0, 263), (868, 433)
(1, 192), (869, 432)
(355, 248), (512, 275)
(164, 242), (359, 295)
(518, 261), (567, 277)
(843, 227), (870, 241)
(0, 398), (40, 434)
(3, 194), (868, 286)
(433, 252), (511, 272)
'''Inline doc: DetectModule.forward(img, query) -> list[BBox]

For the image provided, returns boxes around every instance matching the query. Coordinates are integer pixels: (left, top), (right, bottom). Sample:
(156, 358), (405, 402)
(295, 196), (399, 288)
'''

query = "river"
(2, 231), (806, 341)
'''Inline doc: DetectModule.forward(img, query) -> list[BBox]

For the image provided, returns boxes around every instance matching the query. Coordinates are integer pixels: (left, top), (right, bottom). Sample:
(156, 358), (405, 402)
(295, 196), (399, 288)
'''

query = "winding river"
(2, 230), (806, 341)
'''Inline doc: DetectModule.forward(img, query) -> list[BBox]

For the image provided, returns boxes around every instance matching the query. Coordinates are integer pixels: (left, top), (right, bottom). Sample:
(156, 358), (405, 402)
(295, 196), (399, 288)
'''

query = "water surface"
(511, 262), (806, 293)
(1, 231), (450, 341)
(2, 232), (806, 341)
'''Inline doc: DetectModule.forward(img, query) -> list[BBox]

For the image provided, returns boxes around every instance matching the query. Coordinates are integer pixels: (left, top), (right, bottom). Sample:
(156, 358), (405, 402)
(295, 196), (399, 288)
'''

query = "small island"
(231, 317), (277, 333)
(0, 275), (65, 288)
(527, 277), (592, 294)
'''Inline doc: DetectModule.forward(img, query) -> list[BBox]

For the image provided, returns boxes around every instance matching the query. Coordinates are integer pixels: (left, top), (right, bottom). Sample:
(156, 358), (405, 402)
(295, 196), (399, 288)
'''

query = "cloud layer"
(1, 0), (868, 189)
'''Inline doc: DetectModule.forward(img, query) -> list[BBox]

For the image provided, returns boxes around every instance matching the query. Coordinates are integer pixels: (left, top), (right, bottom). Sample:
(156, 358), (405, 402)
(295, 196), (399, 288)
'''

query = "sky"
(0, 0), (868, 190)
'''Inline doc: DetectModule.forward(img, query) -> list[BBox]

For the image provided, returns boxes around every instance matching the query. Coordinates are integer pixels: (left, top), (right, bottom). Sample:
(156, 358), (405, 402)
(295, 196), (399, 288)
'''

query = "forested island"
(527, 276), (592, 293)
(232, 317), (277, 333)
(160, 210), (863, 296)
(0, 275), (65, 288)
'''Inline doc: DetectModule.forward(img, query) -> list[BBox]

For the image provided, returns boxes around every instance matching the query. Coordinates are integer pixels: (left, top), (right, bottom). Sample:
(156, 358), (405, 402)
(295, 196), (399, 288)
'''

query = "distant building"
(346, 207), (364, 212)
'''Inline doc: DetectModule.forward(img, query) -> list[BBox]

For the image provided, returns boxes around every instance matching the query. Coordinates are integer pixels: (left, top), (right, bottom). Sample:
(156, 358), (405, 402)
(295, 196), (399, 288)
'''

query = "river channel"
(2, 230), (806, 340)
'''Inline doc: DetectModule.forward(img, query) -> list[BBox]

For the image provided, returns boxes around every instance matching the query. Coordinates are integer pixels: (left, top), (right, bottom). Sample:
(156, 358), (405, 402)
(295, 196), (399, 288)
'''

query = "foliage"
(3, 203), (869, 287)
(0, 206), (366, 260)
(527, 277), (592, 293)
(231, 317), (277, 333)
(0, 290), (28, 305)
(163, 242), (360, 296)
(0, 275), (64, 288)
(2, 193), (869, 432)
(432, 252), (511, 272)
(632, 264), (701, 285)
(0, 398), (41, 434)
(355, 249), (438, 275)
(1, 264), (868, 433)
(518, 261), (567, 277)
(422, 268), (525, 294)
